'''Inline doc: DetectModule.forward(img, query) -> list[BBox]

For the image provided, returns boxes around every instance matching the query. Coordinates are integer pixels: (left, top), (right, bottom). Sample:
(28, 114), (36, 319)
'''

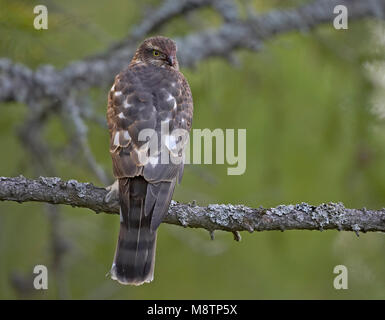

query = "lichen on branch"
(1, 176), (384, 234)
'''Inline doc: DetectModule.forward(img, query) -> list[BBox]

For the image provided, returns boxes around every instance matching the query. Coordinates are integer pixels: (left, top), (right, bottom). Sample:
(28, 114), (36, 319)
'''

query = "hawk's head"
(132, 36), (179, 70)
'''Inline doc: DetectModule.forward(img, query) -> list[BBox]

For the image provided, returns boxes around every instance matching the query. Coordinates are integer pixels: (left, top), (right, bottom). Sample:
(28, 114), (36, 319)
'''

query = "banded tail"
(110, 177), (157, 285)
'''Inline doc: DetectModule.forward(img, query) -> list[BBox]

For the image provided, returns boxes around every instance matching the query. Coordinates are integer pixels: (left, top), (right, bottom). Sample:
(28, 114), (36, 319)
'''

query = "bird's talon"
(104, 180), (119, 203)
(232, 231), (241, 242)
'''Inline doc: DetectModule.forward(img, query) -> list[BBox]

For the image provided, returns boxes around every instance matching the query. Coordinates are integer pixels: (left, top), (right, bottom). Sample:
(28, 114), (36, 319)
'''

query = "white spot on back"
(118, 112), (125, 119)
(166, 93), (177, 110)
(123, 101), (132, 109)
(114, 91), (122, 96)
(135, 141), (150, 166)
(123, 131), (131, 140)
(113, 132), (120, 146)
(166, 93), (174, 102)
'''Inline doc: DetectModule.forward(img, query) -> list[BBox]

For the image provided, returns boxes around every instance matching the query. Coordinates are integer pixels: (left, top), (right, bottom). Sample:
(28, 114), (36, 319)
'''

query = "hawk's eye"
(152, 50), (160, 57)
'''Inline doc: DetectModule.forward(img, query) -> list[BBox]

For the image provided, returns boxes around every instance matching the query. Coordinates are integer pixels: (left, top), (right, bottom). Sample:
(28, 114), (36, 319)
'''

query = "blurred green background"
(0, 0), (384, 299)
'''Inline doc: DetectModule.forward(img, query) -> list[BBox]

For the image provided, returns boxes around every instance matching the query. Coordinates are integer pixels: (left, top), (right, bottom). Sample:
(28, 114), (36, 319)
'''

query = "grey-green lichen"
(1, 176), (385, 234)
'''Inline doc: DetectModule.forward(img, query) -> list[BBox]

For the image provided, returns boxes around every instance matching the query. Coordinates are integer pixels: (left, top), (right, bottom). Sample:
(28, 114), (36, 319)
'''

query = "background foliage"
(0, 0), (384, 299)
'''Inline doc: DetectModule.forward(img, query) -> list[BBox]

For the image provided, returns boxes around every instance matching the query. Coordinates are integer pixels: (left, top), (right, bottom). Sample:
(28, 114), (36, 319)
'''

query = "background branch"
(1, 0), (385, 299)
(1, 0), (385, 107)
(1, 176), (384, 234)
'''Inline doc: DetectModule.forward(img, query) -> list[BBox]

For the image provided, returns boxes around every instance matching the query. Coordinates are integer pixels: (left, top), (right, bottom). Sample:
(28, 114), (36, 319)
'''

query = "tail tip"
(109, 263), (154, 286)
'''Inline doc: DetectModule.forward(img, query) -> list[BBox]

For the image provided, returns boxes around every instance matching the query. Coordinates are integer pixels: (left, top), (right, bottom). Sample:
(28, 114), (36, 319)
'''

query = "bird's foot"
(104, 180), (119, 204)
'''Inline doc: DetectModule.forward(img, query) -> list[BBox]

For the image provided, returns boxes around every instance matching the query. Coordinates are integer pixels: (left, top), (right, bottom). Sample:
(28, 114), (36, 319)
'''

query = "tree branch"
(1, 176), (384, 234)
(2, 0), (385, 106)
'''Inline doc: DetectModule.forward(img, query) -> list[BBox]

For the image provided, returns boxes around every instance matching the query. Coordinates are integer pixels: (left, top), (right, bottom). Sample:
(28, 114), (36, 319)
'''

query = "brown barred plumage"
(106, 36), (193, 285)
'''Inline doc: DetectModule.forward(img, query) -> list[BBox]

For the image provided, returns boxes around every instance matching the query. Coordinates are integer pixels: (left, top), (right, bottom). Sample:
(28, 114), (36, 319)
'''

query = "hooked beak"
(166, 56), (174, 66)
